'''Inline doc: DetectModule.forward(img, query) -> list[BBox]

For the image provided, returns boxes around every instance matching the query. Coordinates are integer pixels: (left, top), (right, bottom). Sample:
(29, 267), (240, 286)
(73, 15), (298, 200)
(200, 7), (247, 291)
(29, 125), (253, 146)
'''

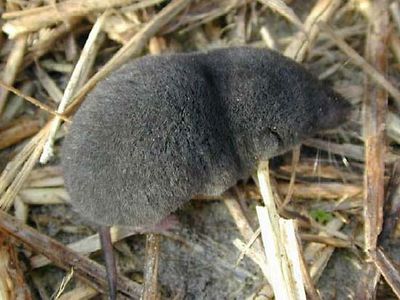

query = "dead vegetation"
(0, 0), (399, 299)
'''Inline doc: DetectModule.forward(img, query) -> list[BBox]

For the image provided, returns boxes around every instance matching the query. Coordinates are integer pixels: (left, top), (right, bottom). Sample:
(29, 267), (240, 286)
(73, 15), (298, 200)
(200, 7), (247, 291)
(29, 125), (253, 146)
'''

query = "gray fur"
(62, 47), (351, 227)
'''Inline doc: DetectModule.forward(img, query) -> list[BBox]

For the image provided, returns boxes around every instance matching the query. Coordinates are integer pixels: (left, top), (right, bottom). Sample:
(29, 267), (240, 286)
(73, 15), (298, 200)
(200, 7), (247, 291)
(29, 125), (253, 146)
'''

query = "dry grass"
(0, 0), (399, 299)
